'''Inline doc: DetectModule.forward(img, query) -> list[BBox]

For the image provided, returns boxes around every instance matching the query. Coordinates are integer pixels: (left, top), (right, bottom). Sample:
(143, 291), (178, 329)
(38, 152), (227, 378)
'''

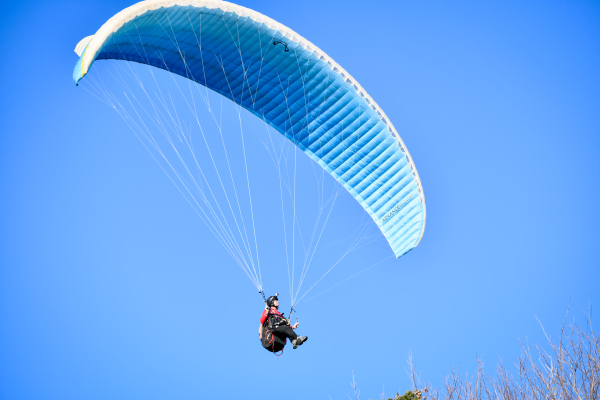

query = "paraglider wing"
(73, 0), (426, 257)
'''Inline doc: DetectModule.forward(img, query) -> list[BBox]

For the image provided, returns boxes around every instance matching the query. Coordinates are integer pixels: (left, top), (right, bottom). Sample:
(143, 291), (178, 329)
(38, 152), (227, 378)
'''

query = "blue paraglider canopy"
(73, 0), (426, 259)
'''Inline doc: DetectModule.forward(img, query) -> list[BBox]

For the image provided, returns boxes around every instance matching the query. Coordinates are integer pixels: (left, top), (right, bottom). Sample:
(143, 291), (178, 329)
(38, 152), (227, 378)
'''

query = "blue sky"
(1, 0), (599, 399)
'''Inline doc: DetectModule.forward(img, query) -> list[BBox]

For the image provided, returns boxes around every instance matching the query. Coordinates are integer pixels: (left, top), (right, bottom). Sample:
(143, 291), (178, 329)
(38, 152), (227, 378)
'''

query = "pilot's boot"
(293, 336), (308, 349)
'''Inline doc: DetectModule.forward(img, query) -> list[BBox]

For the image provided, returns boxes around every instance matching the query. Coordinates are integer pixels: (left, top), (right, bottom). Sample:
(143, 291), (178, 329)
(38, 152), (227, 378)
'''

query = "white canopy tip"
(75, 35), (94, 57)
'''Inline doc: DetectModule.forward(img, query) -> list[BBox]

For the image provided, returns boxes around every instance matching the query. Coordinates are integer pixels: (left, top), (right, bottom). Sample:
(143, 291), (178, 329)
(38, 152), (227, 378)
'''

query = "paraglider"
(72, 0), (427, 354)
(259, 294), (307, 353)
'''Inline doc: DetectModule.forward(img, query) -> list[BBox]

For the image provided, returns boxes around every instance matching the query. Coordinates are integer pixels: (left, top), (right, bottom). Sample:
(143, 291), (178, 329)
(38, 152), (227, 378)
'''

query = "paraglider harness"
(261, 309), (290, 353)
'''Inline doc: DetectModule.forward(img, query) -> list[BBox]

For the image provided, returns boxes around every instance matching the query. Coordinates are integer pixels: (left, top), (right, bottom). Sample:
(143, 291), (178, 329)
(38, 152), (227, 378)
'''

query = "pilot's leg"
(272, 325), (298, 341)
(272, 326), (307, 349)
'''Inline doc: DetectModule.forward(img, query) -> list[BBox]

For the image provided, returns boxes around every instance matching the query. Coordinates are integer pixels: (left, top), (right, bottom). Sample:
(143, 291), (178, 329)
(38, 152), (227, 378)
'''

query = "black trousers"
(272, 325), (298, 342)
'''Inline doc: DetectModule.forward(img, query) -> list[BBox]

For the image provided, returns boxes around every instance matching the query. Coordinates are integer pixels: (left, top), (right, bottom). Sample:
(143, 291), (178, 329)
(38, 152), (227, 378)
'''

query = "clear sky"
(1, 0), (599, 399)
